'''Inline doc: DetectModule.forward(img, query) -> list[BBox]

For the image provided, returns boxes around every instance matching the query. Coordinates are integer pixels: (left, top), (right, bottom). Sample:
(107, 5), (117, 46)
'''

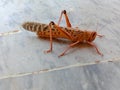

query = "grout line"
(0, 57), (120, 80)
(0, 30), (21, 36)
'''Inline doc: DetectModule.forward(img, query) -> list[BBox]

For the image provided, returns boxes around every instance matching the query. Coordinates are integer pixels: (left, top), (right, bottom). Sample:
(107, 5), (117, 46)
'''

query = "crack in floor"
(0, 57), (120, 80)
(0, 30), (21, 36)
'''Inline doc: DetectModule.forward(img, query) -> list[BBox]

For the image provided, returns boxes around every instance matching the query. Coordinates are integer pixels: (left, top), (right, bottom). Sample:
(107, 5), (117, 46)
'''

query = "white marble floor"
(0, 0), (120, 90)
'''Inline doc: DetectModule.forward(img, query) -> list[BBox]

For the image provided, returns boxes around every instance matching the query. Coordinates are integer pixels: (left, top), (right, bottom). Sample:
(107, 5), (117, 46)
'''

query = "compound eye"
(92, 32), (96, 37)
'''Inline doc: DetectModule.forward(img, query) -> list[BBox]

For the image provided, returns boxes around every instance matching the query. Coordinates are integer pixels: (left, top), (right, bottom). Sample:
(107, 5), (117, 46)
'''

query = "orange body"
(22, 22), (97, 43)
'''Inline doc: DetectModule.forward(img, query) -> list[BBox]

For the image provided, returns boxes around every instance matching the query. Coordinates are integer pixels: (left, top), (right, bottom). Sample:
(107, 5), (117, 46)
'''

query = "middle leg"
(44, 21), (54, 53)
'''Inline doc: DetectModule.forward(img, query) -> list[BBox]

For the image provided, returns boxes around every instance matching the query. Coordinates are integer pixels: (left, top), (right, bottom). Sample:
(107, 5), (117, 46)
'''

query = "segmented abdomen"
(22, 22), (62, 38)
(22, 22), (49, 32)
(22, 22), (84, 40)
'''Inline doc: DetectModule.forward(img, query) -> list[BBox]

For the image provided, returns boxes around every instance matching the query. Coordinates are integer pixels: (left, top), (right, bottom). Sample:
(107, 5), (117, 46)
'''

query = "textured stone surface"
(0, 0), (120, 90)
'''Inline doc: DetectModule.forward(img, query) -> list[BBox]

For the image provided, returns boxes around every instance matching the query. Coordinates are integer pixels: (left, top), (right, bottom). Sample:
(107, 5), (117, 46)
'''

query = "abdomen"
(22, 22), (49, 32)
(22, 22), (81, 40)
(22, 22), (64, 38)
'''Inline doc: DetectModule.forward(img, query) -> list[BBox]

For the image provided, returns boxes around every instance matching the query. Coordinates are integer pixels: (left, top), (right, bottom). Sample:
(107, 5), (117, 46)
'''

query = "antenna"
(95, 20), (105, 37)
(95, 20), (99, 32)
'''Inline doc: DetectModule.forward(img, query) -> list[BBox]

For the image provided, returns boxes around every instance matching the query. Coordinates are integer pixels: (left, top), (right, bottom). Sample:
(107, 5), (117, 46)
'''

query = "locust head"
(87, 31), (97, 42)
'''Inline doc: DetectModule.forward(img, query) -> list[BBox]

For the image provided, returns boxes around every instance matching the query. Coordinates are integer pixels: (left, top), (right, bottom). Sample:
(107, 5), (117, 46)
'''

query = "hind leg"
(58, 10), (72, 27)
(44, 21), (74, 53)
